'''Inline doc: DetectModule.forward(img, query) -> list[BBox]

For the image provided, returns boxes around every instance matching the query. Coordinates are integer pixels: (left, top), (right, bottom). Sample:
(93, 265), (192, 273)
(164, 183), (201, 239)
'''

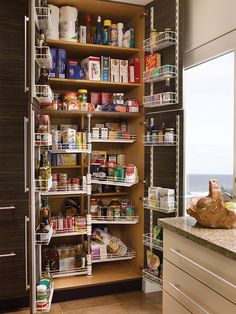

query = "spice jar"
(78, 89), (88, 103)
(164, 128), (175, 144)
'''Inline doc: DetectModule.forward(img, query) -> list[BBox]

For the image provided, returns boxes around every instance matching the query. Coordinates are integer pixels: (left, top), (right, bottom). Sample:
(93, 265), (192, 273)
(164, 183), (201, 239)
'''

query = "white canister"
(47, 4), (59, 40)
(164, 128), (175, 143)
(92, 127), (100, 139)
(59, 6), (78, 42)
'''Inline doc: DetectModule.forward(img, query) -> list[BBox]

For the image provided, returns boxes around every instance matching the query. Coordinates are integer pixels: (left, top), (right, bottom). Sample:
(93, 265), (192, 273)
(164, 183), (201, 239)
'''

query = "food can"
(90, 163), (101, 176)
(98, 165), (107, 180)
(108, 154), (117, 163)
(57, 216), (63, 231)
(67, 216), (74, 231)
(63, 217), (68, 231)
(74, 216), (87, 231)
(107, 162), (116, 177)
(113, 206), (121, 220)
(121, 199), (132, 217)
(51, 217), (57, 230)
(117, 154), (125, 165)
(125, 165), (135, 182)
(125, 206), (135, 220)
(107, 207), (114, 220)
(114, 166), (125, 182)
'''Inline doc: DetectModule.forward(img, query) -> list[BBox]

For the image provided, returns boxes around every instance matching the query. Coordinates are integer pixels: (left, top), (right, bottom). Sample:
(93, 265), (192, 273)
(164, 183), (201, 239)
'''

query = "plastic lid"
(78, 89), (88, 93)
(37, 284), (47, 292)
(104, 20), (112, 26)
(111, 24), (117, 28)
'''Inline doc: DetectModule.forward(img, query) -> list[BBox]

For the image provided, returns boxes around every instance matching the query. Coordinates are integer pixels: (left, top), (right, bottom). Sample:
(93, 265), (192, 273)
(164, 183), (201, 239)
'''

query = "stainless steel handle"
(24, 16), (29, 92)
(0, 253), (16, 258)
(169, 283), (210, 314)
(0, 206), (15, 210)
(25, 216), (29, 290)
(169, 248), (236, 290)
(24, 117), (29, 193)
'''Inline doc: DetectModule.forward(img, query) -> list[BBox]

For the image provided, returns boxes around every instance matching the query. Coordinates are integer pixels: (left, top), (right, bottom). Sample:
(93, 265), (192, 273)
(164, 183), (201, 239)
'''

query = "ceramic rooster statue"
(187, 179), (236, 228)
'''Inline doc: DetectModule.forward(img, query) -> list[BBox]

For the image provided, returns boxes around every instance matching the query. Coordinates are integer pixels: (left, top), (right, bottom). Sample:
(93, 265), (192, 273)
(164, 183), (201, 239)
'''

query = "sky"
(184, 52), (234, 175)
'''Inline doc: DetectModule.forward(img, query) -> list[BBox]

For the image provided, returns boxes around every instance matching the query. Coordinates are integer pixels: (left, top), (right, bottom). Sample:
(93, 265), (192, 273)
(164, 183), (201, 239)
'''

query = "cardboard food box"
(49, 48), (57, 78)
(68, 59), (80, 79)
(148, 186), (160, 207)
(128, 57), (140, 83)
(101, 56), (110, 82)
(119, 60), (128, 83)
(56, 154), (77, 166)
(82, 56), (101, 81)
(159, 187), (175, 210)
(79, 25), (86, 44)
(91, 150), (107, 164)
(91, 92), (101, 106)
(110, 59), (120, 82)
(145, 53), (161, 71)
(58, 48), (66, 79)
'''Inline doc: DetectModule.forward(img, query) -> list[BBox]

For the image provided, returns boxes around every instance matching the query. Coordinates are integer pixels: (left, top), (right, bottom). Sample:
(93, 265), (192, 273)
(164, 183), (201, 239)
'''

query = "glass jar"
(78, 89), (88, 103)
(164, 128), (175, 144)
(90, 199), (98, 217)
(38, 114), (51, 133)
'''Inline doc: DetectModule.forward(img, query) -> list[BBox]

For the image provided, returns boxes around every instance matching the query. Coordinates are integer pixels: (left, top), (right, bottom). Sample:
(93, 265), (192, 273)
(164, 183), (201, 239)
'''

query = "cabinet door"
(0, 0), (29, 301)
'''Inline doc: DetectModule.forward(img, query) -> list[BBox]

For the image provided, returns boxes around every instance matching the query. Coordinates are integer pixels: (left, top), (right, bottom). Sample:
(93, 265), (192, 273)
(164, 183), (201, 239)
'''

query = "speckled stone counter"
(159, 216), (236, 261)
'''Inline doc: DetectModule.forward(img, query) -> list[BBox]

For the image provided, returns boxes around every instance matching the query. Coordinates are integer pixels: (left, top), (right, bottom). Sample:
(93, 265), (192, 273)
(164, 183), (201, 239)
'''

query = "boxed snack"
(101, 56), (110, 82)
(76, 132), (87, 149)
(126, 99), (140, 112)
(148, 186), (160, 207)
(57, 154), (77, 166)
(113, 93), (124, 104)
(119, 60), (128, 83)
(145, 53), (161, 71)
(102, 92), (113, 105)
(49, 48), (57, 78)
(91, 92), (101, 106)
(62, 128), (76, 148)
(159, 187), (175, 210)
(68, 60), (80, 79)
(82, 56), (101, 81)
(110, 59), (119, 82)
(58, 48), (66, 79)
(110, 104), (127, 112)
(128, 57), (140, 83)
(91, 241), (107, 261)
(91, 151), (107, 164)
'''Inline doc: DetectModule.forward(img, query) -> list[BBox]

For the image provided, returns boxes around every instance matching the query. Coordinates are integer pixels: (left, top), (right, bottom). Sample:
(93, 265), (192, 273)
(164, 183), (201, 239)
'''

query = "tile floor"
(5, 291), (162, 314)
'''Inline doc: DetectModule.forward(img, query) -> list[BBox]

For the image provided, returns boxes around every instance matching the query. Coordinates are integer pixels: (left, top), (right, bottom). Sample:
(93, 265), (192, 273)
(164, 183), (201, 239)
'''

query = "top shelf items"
(143, 30), (176, 52)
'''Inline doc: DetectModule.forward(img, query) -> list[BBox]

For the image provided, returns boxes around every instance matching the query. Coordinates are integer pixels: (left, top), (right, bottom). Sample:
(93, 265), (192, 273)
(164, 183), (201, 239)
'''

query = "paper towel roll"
(59, 6), (78, 42)
(47, 4), (59, 40)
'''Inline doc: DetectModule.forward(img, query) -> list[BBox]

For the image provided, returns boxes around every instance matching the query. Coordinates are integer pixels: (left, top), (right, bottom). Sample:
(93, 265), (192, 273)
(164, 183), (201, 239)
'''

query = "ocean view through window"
(184, 52), (234, 204)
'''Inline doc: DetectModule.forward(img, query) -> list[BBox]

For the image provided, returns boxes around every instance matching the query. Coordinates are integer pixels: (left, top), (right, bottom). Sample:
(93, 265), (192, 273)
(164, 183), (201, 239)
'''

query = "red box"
(90, 92), (101, 105)
(126, 99), (140, 113)
(128, 58), (140, 83)
(145, 53), (161, 71)
(102, 93), (113, 105)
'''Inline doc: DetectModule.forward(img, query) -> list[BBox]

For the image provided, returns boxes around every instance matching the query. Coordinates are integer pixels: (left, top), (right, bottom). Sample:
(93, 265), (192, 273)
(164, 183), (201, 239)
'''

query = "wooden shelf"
(40, 110), (144, 120)
(51, 165), (82, 169)
(91, 192), (128, 197)
(47, 39), (140, 58)
(49, 78), (141, 92)
(53, 262), (141, 290)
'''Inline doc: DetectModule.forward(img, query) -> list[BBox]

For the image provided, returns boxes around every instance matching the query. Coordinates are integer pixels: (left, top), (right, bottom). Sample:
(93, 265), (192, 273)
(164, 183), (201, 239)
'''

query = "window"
(184, 52), (234, 204)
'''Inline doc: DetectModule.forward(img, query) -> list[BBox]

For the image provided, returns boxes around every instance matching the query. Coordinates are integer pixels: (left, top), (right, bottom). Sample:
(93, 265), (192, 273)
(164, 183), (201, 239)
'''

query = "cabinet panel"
(163, 291), (190, 314)
(164, 259), (236, 314)
(164, 229), (236, 304)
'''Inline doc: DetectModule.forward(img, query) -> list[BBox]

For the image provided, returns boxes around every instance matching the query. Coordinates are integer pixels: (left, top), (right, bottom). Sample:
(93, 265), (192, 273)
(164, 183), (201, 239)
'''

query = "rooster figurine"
(187, 179), (236, 228)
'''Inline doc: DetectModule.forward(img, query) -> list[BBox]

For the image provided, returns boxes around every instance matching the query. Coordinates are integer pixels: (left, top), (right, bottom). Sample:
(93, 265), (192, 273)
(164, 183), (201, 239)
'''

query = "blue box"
(101, 56), (110, 82)
(68, 60), (80, 79)
(58, 48), (66, 79)
(49, 48), (57, 78)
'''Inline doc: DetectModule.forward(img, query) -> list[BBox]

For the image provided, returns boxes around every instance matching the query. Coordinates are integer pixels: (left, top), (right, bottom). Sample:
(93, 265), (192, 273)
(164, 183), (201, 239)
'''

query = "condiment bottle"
(111, 24), (118, 46)
(95, 16), (102, 45)
(103, 19), (112, 45)
(117, 23), (124, 47)
(86, 15), (92, 44)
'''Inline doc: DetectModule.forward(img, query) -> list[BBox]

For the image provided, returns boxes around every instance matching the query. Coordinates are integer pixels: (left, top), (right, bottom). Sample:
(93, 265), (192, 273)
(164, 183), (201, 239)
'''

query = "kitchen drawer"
(0, 197), (28, 220)
(164, 259), (236, 314)
(163, 291), (190, 314)
(164, 229), (236, 304)
(0, 245), (27, 299)
(0, 219), (26, 251)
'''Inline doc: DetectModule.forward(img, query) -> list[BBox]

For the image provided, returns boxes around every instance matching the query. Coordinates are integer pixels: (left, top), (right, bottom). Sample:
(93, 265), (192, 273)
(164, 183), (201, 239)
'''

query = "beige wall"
(185, 0), (236, 53)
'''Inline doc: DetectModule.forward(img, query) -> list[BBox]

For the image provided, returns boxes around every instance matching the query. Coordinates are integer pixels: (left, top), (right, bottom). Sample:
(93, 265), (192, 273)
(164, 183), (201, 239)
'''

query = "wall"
(184, 0), (236, 53)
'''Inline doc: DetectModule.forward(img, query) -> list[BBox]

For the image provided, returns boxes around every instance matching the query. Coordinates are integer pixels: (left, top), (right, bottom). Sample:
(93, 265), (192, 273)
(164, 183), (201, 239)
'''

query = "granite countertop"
(159, 216), (236, 261)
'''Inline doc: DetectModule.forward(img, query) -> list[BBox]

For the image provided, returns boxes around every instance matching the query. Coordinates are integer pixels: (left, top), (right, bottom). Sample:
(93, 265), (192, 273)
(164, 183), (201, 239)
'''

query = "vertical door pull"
(24, 117), (29, 193)
(25, 216), (30, 290)
(24, 16), (29, 92)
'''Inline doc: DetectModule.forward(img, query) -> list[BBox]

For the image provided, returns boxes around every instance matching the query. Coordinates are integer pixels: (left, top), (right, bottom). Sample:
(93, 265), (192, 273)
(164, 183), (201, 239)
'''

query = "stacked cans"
(51, 173), (81, 191)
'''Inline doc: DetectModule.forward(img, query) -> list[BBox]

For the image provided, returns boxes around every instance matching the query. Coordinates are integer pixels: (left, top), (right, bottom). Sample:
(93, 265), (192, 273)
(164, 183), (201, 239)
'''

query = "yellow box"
(57, 154), (77, 166)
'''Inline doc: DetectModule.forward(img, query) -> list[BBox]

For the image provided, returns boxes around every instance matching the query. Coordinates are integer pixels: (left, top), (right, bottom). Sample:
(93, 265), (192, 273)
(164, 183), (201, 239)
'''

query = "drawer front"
(163, 291), (190, 314)
(164, 259), (236, 314)
(0, 246), (27, 299)
(0, 197), (28, 220)
(164, 229), (236, 304)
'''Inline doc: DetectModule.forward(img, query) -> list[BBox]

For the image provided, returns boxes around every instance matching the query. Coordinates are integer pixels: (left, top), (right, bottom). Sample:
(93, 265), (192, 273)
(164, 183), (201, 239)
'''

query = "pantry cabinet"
(0, 0), (29, 303)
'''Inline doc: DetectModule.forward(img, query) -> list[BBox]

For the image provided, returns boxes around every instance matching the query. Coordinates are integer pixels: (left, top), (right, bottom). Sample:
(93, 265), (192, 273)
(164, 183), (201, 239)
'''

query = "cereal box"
(145, 53), (161, 71)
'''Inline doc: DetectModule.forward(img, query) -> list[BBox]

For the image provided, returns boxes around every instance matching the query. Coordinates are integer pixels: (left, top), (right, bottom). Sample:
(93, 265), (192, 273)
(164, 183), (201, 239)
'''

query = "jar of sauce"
(164, 128), (175, 144)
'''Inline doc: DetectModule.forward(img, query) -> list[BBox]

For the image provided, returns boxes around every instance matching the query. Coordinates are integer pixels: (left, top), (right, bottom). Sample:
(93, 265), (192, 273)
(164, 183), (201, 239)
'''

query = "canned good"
(101, 127), (108, 139)
(66, 216), (74, 231)
(121, 199), (132, 217)
(107, 207), (114, 220)
(92, 127), (100, 139)
(117, 154), (125, 166)
(57, 216), (64, 231)
(51, 217), (57, 230)
(108, 154), (117, 163)
(98, 165), (107, 180)
(74, 216), (87, 232)
(114, 166), (125, 182)
(91, 163), (101, 176)
(125, 165), (136, 183)
(107, 162), (116, 177)
(114, 207), (121, 220)
(125, 206), (135, 220)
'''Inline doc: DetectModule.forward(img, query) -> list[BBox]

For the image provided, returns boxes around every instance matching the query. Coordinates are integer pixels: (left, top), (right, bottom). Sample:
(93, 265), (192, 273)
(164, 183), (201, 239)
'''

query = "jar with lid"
(164, 128), (175, 144)
(38, 114), (51, 133)
(90, 199), (99, 217)
(78, 89), (88, 103)
(150, 28), (158, 49)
